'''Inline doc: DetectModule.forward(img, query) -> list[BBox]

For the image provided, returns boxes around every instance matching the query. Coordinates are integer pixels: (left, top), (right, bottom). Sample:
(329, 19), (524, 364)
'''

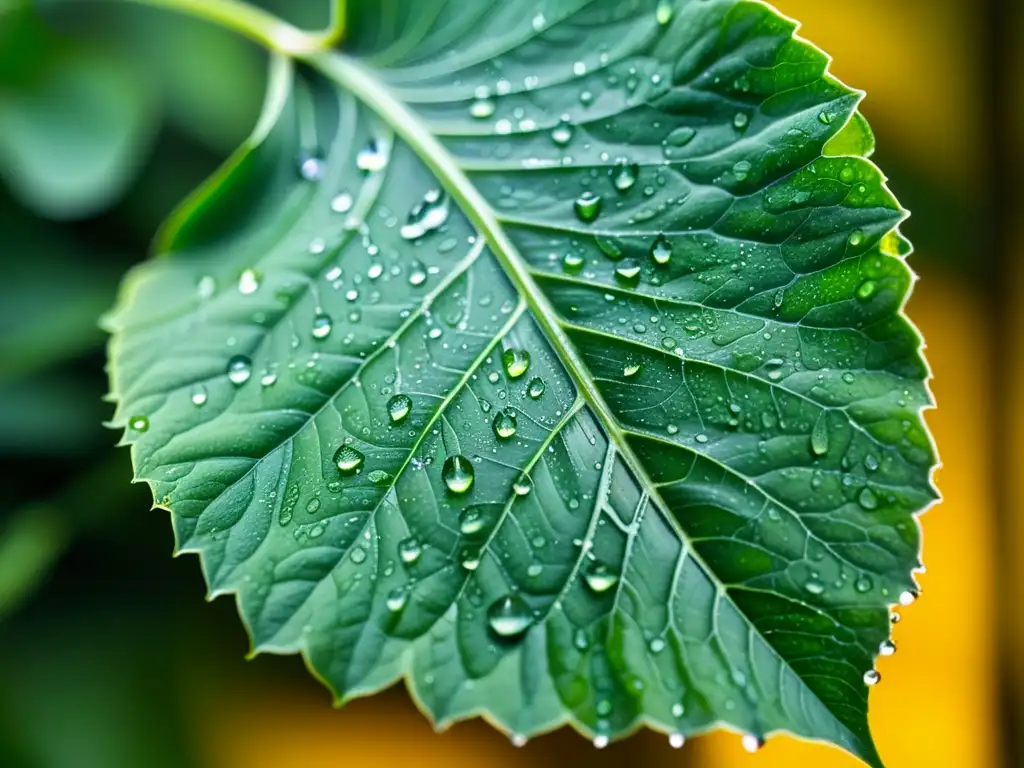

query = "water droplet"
(583, 561), (618, 593)
(459, 508), (486, 536)
(470, 98), (496, 119)
(331, 192), (353, 213)
(502, 348), (531, 378)
(386, 586), (408, 612)
(898, 590), (917, 606)
(671, 703), (684, 718)
(306, 498), (321, 514)
(879, 640), (896, 657)
(668, 733), (684, 749)
(531, 11), (547, 31)
(733, 112), (749, 130)
(593, 734), (609, 749)
(398, 537), (422, 564)
(357, 140), (388, 173)
(238, 268), (260, 295)
(551, 122), (573, 146)
(367, 469), (392, 486)
(574, 192), (602, 223)
(858, 486), (879, 510)
(656, 0), (674, 25)
(857, 280), (877, 300)
(350, 547), (367, 564)
(388, 394), (412, 424)
(863, 669), (880, 686)
(260, 372), (277, 387)
(849, 229), (865, 247)
(614, 259), (641, 283)
(732, 160), (752, 181)
(527, 562), (543, 578)
(493, 409), (518, 439)
(334, 444), (365, 473)
(651, 236), (672, 265)
(623, 361), (641, 377)
(487, 594), (533, 637)
(527, 377), (546, 399)
(298, 153), (325, 181)
(312, 313), (333, 339)
(804, 579), (825, 595)
(129, 415), (149, 432)
(190, 385), (208, 406)
(612, 159), (639, 192)
(400, 188), (450, 240)
(649, 637), (666, 653)
(810, 411), (829, 456)
(513, 474), (532, 496)
(511, 733), (528, 748)
(308, 237), (326, 255)
(442, 455), (475, 494)
(663, 126), (696, 160)
(818, 110), (833, 125)
(197, 275), (216, 299)
(563, 252), (585, 273)
(864, 453), (880, 472)
(855, 575), (873, 593)
(408, 261), (428, 287)
(227, 355), (252, 385)
(742, 734), (764, 753)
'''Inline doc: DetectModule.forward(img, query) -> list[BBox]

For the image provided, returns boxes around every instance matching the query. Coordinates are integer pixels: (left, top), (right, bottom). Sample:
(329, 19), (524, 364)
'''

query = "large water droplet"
(312, 312), (333, 339)
(810, 411), (829, 456)
(551, 122), (573, 146)
(583, 561), (618, 593)
(650, 236), (672, 265)
(863, 669), (880, 686)
(493, 409), (518, 439)
(858, 486), (879, 510)
(878, 639), (896, 657)
(442, 455), (475, 494)
(356, 140), (388, 173)
(733, 112), (750, 130)
(612, 159), (639, 192)
(656, 1), (674, 26)
(662, 126), (696, 159)
(398, 537), (422, 564)
(334, 444), (365, 473)
(513, 474), (532, 496)
(857, 280), (877, 301)
(400, 189), (450, 240)
(227, 355), (252, 385)
(668, 733), (684, 749)
(614, 259), (641, 283)
(502, 348), (531, 378)
(742, 734), (764, 753)
(387, 394), (412, 424)
(574, 192), (602, 223)
(386, 586), (408, 612)
(459, 508), (486, 536)
(527, 377), (546, 399)
(408, 261), (428, 287)
(470, 98), (496, 119)
(331, 192), (353, 213)
(238, 268), (260, 295)
(487, 594), (533, 637)
(190, 384), (208, 406)
(298, 153), (325, 181)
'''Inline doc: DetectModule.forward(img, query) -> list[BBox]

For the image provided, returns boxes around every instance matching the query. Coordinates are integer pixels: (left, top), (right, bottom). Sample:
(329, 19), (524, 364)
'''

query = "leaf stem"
(119, 0), (339, 55)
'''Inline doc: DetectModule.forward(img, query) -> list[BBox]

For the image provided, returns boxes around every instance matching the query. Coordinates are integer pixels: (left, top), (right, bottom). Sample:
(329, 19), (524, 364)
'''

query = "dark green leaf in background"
(106, 2), (937, 765)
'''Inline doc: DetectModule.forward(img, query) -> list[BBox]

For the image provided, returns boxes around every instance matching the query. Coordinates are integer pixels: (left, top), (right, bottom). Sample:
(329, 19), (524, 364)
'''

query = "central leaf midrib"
(306, 49), (869, 755)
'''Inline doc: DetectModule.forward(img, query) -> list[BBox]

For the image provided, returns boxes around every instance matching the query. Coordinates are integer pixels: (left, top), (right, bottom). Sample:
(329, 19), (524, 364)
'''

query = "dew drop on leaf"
(129, 415), (149, 432)
(742, 734), (764, 753)
(400, 189), (450, 240)
(733, 112), (749, 130)
(408, 261), (428, 286)
(238, 268), (260, 295)
(311, 313), (333, 339)
(857, 280), (877, 300)
(469, 98), (496, 119)
(612, 159), (639, 192)
(899, 590), (917, 606)
(386, 586), (408, 612)
(493, 409), (518, 439)
(810, 411), (829, 456)
(486, 594), (533, 638)
(562, 252), (584, 273)
(387, 394), (412, 424)
(849, 229), (865, 247)
(858, 486), (879, 510)
(551, 122), (573, 146)
(226, 355), (252, 385)
(356, 139), (388, 173)
(459, 508), (486, 535)
(512, 474), (532, 496)
(623, 361), (641, 377)
(863, 669), (880, 686)
(298, 153), (325, 181)
(527, 376), (546, 399)
(334, 444), (365, 473)
(656, 0), (674, 25)
(398, 537), (422, 565)
(442, 455), (475, 494)
(614, 259), (641, 283)
(574, 191), (602, 223)
(190, 384), (208, 406)
(669, 733), (684, 749)
(650, 236), (672, 265)
(330, 192), (353, 213)
(502, 348), (531, 378)
(879, 640), (896, 657)
(583, 561), (618, 593)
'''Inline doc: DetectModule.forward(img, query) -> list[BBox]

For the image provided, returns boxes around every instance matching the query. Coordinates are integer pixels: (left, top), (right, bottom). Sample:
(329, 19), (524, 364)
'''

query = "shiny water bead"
(387, 394), (412, 424)
(527, 377), (546, 399)
(574, 192), (602, 222)
(333, 444), (365, 473)
(502, 348), (531, 378)
(487, 594), (533, 637)
(442, 455), (475, 493)
(863, 669), (881, 686)
(311, 313), (333, 339)
(356, 139), (388, 172)
(129, 415), (149, 432)
(512, 474), (533, 496)
(650, 236), (672, 265)
(398, 537), (422, 564)
(612, 159), (639, 192)
(583, 561), (618, 593)
(492, 409), (518, 439)
(226, 355), (252, 385)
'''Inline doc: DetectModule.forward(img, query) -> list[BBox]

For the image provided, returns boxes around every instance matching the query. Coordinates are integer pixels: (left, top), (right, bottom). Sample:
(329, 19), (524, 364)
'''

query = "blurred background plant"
(0, 0), (1017, 766)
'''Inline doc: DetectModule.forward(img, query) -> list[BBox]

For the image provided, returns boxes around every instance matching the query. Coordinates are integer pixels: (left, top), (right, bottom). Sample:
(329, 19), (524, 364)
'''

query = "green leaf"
(0, 8), (157, 220)
(106, 2), (936, 765)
